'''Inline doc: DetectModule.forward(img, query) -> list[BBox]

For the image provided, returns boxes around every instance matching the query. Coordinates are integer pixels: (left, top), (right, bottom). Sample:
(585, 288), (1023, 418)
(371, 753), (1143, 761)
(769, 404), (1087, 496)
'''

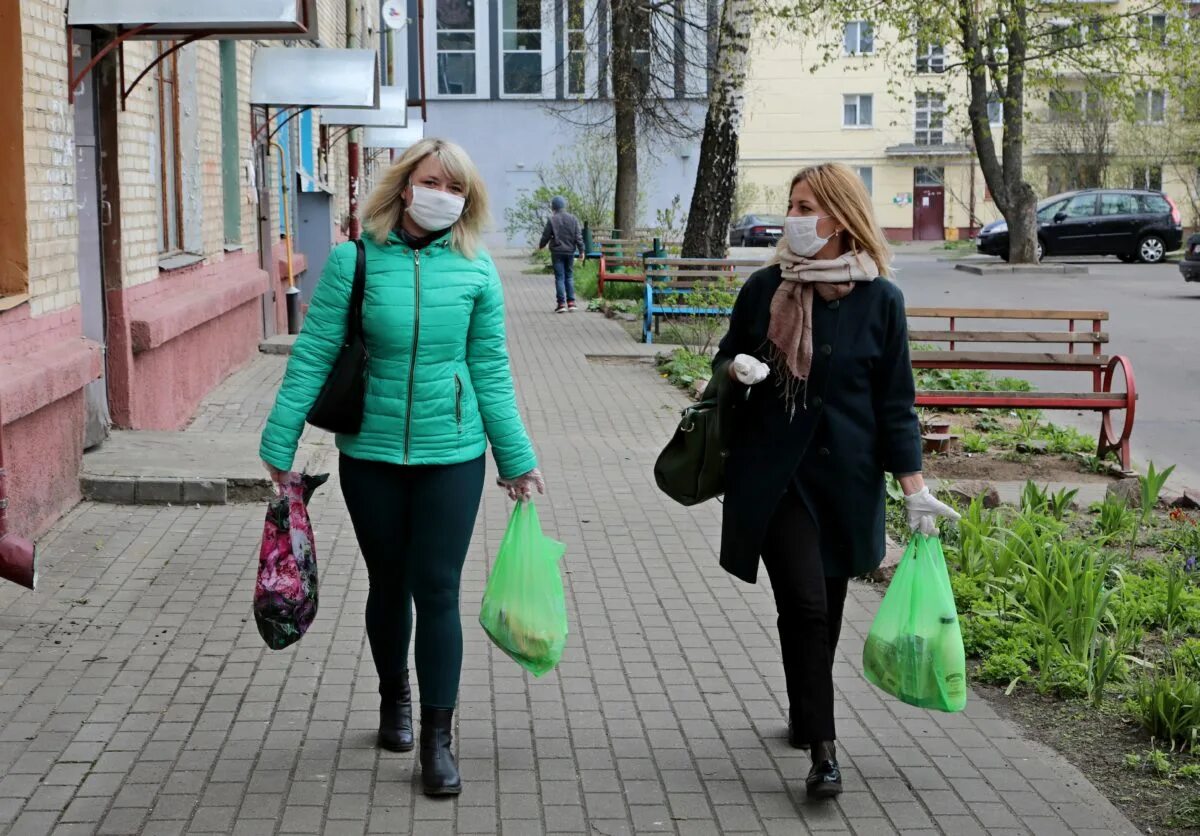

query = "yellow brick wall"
(20, 0), (79, 317)
(197, 43), (226, 260)
(117, 40), (164, 290)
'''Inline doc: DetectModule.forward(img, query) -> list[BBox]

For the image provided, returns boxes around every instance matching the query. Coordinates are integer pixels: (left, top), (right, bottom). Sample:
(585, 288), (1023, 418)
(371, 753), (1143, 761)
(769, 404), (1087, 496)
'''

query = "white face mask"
(406, 185), (466, 232)
(785, 215), (834, 258)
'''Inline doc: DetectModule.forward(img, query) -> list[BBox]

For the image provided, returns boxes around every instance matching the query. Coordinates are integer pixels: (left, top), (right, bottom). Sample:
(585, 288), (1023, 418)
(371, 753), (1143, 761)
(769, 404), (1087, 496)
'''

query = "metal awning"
(68, 0), (320, 40)
(321, 86), (409, 128)
(361, 116), (426, 150)
(250, 49), (380, 108)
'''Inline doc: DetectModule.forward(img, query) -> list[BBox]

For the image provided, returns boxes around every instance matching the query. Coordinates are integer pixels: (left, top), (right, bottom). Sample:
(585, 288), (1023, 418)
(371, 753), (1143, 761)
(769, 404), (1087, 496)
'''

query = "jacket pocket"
(454, 374), (464, 430)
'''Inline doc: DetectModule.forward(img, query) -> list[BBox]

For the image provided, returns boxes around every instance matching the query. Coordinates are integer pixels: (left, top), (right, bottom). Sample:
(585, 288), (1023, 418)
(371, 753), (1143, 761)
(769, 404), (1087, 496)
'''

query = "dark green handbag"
(654, 377), (729, 506)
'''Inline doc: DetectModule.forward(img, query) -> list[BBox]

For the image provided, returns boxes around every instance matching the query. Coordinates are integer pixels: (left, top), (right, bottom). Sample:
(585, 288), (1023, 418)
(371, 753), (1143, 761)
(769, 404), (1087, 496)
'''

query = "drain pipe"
(0, 410), (37, 590)
(270, 140), (302, 334)
(347, 0), (362, 240)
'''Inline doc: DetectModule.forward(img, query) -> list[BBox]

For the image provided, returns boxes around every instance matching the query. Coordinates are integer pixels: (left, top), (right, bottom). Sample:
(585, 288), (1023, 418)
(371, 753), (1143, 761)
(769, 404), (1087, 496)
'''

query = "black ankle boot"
(377, 673), (413, 752)
(420, 707), (462, 797)
(806, 741), (842, 799)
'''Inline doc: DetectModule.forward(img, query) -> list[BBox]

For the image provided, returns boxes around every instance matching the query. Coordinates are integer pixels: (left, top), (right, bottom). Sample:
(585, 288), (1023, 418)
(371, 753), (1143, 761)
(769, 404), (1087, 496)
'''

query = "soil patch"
(975, 680), (1200, 834)
(926, 452), (1115, 484)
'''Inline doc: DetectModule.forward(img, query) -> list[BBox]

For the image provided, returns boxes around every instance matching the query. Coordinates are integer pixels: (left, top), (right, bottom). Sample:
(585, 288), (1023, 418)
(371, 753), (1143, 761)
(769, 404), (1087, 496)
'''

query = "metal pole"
(270, 141), (302, 334)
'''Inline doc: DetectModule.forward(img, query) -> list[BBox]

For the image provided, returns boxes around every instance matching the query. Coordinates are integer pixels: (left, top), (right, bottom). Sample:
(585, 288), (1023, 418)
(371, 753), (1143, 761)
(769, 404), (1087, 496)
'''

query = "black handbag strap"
(347, 238), (366, 342)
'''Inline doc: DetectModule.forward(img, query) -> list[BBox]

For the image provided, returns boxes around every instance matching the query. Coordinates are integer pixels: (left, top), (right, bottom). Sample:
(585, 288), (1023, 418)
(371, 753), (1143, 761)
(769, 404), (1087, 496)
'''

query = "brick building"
(1, 2), (385, 538)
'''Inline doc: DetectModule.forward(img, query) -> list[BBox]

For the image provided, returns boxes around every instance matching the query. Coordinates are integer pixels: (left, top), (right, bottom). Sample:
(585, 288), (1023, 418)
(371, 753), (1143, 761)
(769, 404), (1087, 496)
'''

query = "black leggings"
(339, 453), (485, 710)
(760, 489), (850, 745)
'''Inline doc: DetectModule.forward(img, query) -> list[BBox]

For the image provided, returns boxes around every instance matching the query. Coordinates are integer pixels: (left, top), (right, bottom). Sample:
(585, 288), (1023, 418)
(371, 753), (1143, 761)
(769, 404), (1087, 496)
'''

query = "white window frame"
(498, 0), (555, 98)
(843, 94), (873, 128)
(1135, 89), (1167, 124)
(1131, 165), (1164, 191)
(987, 92), (1004, 126)
(916, 41), (945, 74)
(843, 21), (874, 56)
(562, 0), (598, 97)
(857, 166), (874, 196)
(915, 92), (946, 146)
(425, 0), (490, 100)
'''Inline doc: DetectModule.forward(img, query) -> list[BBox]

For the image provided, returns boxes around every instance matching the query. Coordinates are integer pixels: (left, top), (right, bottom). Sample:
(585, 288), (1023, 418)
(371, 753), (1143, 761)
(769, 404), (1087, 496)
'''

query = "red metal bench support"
(1098, 354), (1137, 472)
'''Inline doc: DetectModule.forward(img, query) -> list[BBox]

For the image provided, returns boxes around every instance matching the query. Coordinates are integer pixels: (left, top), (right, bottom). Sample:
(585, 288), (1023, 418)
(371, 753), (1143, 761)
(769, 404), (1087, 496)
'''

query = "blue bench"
(642, 256), (763, 343)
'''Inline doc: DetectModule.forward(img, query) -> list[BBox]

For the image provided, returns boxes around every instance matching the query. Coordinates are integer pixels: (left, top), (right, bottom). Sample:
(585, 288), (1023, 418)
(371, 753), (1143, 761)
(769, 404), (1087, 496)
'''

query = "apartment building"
(1, 2), (380, 537)
(740, 16), (1199, 241)
(403, 0), (710, 243)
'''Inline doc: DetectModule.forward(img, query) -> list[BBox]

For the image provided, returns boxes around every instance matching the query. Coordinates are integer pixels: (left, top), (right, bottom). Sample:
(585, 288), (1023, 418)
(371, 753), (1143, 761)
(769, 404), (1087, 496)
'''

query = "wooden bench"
(642, 257), (763, 344)
(906, 307), (1137, 471)
(596, 238), (653, 296)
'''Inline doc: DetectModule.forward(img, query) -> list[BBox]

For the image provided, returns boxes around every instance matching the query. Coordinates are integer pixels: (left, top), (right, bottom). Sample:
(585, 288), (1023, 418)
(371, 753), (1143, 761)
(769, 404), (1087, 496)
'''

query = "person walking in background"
(538, 195), (584, 313)
(260, 138), (545, 798)
(711, 163), (959, 800)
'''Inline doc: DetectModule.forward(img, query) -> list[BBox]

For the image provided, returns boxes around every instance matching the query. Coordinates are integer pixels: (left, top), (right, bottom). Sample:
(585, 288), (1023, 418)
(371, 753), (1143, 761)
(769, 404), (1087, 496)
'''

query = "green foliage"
(655, 348), (712, 391)
(978, 650), (1032, 686)
(660, 279), (739, 355)
(1169, 639), (1200, 679)
(504, 136), (616, 245)
(1130, 462), (1177, 562)
(1019, 482), (1077, 522)
(962, 433), (989, 454)
(1096, 497), (1136, 542)
(1133, 666), (1200, 750)
(1045, 425), (1096, 456)
(1117, 561), (1200, 635)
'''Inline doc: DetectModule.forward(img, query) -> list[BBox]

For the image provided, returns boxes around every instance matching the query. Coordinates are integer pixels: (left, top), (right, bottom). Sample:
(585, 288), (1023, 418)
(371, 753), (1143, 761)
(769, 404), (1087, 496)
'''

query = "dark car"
(976, 189), (1183, 263)
(730, 214), (785, 247)
(1182, 233), (1200, 283)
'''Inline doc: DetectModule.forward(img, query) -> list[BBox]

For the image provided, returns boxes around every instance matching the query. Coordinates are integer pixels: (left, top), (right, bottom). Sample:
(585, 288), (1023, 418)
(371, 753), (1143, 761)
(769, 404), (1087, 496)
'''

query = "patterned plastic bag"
(254, 473), (329, 650)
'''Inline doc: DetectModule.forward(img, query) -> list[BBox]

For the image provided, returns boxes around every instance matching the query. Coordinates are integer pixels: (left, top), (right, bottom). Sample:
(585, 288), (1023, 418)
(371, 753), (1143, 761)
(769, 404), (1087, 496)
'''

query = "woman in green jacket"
(260, 139), (543, 797)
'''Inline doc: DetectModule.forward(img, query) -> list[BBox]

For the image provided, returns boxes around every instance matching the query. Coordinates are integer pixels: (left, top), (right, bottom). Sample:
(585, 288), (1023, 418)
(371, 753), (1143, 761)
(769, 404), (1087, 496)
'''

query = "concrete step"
(80, 430), (332, 505)
(259, 334), (297, 355)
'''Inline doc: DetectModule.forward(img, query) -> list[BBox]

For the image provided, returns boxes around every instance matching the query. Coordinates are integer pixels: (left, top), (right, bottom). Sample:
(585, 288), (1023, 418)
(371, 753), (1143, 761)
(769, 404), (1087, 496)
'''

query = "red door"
(914, 185), (945, 240)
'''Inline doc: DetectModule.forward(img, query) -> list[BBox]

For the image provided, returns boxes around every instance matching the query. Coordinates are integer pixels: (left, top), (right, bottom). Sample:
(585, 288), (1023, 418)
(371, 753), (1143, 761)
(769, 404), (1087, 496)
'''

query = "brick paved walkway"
(0, 253), (1137, 835)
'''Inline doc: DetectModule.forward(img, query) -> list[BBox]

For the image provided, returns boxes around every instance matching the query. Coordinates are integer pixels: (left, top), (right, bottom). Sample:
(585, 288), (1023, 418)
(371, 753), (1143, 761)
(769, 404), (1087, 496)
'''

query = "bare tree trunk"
(611, 0), (640, 237)
(1002, 4), (1038, 263)
(681, 0), (751, 258)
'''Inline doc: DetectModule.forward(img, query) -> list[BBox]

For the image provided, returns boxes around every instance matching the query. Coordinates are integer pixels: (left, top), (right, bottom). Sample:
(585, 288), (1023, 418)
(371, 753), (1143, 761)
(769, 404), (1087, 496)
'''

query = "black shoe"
(806, 741), (842, 799)
(420, 707), (462, 797)
(377, 673), (414, 752)
(786, 719), (810, 751)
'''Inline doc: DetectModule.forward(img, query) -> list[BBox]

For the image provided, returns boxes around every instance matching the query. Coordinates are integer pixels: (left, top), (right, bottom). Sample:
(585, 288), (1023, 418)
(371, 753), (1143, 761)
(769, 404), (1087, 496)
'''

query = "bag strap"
(347, 238), (367, 341)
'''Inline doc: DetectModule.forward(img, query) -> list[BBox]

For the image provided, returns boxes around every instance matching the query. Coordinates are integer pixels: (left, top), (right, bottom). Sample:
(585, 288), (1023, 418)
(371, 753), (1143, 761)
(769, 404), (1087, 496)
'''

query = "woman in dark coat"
(713, 162), (959, 799)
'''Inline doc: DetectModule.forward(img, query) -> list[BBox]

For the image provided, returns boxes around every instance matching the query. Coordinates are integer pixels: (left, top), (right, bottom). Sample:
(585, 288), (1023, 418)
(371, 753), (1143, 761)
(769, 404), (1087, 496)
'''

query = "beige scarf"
(768, 248), (878, 413)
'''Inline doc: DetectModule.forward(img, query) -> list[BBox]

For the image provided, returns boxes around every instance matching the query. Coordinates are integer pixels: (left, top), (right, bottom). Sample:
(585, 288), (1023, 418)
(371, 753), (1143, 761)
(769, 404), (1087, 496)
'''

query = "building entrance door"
(913, 167), (946, 241)
(72, 29), (111, 449)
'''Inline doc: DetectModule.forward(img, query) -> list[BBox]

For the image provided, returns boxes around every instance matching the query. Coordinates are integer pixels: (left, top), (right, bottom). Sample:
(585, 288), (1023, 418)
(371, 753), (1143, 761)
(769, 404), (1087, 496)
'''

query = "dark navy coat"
(713, 264), (923, 583)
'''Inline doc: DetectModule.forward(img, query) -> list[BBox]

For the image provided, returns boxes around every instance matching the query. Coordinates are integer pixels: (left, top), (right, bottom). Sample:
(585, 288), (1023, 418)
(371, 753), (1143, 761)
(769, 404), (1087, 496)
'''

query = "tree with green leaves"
(772, 0), (1194, 262)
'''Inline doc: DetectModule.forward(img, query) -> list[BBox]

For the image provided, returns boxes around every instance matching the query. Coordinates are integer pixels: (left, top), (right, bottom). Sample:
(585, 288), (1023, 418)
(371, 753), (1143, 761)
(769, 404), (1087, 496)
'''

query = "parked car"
(729, 214), (785, 247)
(976, 189), (1183, 264)
(1182, 233), (1200, 283)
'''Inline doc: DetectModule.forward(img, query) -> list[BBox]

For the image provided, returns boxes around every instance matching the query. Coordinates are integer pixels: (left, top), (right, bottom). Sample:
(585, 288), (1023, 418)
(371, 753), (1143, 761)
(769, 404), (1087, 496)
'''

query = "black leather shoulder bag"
(306, 239), (369, 434)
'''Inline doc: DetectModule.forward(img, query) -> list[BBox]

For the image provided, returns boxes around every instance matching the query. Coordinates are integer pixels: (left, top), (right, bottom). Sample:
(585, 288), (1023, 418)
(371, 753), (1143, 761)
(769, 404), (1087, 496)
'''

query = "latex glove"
(731, 354), (770, 386)
(497, 468), (546, 501)
(904, 487), (962, 536)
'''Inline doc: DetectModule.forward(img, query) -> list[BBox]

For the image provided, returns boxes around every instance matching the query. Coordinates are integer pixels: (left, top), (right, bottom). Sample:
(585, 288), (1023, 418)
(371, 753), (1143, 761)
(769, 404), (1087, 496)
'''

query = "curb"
(81, 475), (275, 505)
(954, 263), (1089, 276)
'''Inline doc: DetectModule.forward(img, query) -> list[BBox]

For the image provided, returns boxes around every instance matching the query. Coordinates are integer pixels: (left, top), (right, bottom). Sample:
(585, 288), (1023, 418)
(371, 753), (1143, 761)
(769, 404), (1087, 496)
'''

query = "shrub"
(655, 348), (713, 391)
(978, 651), (1032, 686)
(1133, 667), (1200, 750)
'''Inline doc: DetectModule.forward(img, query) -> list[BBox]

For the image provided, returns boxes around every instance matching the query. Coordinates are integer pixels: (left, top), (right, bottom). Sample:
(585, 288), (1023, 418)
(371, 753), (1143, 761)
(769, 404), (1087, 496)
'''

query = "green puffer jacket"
(260, 232), (537, 479)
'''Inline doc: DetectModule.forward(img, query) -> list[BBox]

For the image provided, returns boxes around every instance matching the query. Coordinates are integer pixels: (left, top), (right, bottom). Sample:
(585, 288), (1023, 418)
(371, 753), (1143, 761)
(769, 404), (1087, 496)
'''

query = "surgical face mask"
(406, 185), (466, 232)
(785, 215), (834, 258)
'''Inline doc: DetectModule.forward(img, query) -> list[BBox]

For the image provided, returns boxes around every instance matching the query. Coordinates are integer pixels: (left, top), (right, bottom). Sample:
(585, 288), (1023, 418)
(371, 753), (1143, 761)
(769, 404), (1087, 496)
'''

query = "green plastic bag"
(862, 533), (967, 713)
(479, 501), (568, 677)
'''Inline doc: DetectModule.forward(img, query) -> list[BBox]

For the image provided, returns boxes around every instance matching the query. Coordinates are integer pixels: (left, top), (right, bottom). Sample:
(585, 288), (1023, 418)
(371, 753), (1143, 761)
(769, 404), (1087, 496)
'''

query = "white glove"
(497, 468), (546, 501)
(732, 354), (770, 386)
(904, 487), (961, 536)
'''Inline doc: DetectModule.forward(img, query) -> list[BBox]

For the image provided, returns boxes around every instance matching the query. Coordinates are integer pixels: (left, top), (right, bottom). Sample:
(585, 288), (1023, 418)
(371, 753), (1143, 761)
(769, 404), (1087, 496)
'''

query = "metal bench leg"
(1098, 355), (1137, 473)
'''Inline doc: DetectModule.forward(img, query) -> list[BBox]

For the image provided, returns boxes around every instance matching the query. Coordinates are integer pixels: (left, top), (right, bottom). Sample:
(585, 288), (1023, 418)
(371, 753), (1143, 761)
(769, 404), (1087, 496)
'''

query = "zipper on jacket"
(403, 250), (421, 463)
(454, 374), (463, 429)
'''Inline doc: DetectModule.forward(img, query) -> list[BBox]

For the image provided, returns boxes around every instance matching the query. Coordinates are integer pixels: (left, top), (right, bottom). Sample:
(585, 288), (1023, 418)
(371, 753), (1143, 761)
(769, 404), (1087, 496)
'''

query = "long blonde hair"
(777, 163), (893, 277)
(361, 138), (489, 260)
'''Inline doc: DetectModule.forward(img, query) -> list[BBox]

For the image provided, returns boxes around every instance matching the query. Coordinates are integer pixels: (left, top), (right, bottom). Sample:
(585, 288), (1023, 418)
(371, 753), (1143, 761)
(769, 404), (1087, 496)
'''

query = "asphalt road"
(732, 245), (1200, 488)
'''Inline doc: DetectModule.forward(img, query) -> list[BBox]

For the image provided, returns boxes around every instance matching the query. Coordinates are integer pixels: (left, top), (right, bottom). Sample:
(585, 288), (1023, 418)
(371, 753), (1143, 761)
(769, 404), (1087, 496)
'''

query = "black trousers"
(760, 489), (850, 744)
(339, 453), (485, 709)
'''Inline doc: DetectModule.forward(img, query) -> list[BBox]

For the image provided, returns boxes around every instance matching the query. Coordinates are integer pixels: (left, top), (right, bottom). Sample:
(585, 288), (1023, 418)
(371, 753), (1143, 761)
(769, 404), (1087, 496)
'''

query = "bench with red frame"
(595, 238), (652, 296)
(906, 307), (1137, 471)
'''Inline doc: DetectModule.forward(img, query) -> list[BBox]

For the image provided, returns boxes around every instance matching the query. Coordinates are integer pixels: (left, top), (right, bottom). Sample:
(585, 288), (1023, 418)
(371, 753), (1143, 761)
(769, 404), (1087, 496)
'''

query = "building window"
(566, 0), (586, 96)
(219, 41), (241, 247)
(987, 92), (1004, 126)
(156, 44), (184, 254)
(857, 166), (874, 196)
(843, 94), (873, 127)
(1131, 165), (1164, 191)
(915, 92), (945, 145)
(915, 166), (944, 187)
(436, 0), (478, 95)
(501, 0), (543, 95)
(632, 3), (652, 93)
(843, 21), (874, 55)
(916, 41), (944, 74)
(1140, 14), (1168, 45)
(1135, 89), (1167, 124)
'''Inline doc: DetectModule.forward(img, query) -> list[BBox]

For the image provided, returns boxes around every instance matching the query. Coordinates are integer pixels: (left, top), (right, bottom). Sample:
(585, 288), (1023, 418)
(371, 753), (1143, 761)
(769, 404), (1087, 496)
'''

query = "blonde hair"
(361, 138), (489, 259)
(777, 163), (893, 277)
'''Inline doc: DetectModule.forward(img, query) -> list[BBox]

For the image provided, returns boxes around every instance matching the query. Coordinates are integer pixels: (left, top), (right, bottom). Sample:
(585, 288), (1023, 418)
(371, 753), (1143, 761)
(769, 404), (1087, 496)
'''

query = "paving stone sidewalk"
(0, 253), (1138, 835)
